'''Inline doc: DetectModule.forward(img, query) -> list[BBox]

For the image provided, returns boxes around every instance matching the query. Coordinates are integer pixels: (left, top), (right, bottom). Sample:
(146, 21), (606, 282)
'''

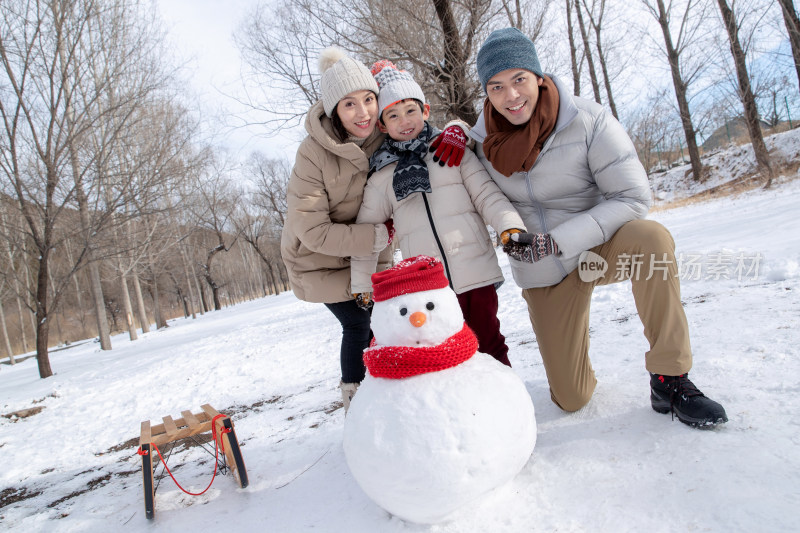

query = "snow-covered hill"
(649, 127), (800, 204)
(1, 176), (799, 532)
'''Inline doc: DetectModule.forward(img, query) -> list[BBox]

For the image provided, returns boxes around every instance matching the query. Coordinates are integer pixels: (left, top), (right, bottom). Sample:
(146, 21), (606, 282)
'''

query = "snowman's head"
(372, 287), (463, 347)
(370, 256), (464, 347)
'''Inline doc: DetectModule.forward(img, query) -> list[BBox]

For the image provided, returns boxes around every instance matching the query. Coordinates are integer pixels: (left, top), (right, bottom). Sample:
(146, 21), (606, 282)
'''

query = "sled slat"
(181, 410), (200, 429)
(140, 420), (151, 446)
(162, 415), (179, 438)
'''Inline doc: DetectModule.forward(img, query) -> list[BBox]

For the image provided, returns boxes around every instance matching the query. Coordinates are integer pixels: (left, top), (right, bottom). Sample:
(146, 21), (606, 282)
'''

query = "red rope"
(140, 414), (232, 497)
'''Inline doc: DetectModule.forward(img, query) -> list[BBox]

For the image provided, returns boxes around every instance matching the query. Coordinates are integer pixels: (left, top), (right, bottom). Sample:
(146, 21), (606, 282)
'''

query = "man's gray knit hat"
(371, 60), (426, 116)
(319, 47), (379, 117)
(477, 28), (543, 93)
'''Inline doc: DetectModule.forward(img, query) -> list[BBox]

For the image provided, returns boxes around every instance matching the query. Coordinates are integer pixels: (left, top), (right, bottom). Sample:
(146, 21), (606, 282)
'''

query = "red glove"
(384, 219), (395, 245)
(429, 125), (467, 167)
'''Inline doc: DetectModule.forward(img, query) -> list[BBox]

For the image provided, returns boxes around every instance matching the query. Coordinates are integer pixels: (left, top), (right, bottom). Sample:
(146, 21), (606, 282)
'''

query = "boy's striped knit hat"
(370, 60), (426, 116)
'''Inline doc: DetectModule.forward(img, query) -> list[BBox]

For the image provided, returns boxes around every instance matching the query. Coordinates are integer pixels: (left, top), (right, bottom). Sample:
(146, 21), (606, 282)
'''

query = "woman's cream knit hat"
(319, 47), (379, 117)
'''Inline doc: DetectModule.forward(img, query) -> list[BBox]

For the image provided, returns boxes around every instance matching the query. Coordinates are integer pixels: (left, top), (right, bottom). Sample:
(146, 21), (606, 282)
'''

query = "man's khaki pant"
(521, 219), (692, 412)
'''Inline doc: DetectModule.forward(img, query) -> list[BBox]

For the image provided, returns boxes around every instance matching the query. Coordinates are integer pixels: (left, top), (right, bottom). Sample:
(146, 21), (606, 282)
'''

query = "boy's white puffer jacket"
(351, 148), (525, 295)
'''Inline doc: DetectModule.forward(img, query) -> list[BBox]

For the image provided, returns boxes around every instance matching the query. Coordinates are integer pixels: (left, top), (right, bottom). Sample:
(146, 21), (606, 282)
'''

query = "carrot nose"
(409, 311), (426, 328)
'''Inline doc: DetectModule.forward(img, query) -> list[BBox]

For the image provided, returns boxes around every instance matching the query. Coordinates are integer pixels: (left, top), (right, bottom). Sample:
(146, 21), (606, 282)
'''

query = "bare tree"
(566, 0), (581, 95)
(574, 0), (603, 103)
(235, 0), (550, 130)
(580, 0), (619, 118)
(236, 152), (290, 296)
(189, 154), (243, 311)
(640, 0), (710, 181)
(777, 0), (800, 95)
(715, 0), (774, 186)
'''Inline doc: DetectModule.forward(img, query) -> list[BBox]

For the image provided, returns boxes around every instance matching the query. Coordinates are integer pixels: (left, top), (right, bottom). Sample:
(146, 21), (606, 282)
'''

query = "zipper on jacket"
(524, 133), (569, 278)
(421, 193), (454, 289)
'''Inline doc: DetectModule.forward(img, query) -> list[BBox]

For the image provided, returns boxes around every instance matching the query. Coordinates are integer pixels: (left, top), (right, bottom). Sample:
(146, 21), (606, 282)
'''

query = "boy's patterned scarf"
(369, 122), (441, 201)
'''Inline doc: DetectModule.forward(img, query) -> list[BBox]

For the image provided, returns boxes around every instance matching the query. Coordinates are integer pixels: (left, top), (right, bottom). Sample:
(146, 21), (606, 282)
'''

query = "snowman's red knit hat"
(371, 255), (449, 302)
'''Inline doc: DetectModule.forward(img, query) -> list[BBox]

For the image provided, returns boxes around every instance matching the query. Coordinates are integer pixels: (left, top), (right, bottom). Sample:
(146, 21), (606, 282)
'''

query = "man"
(469, 28), (727, 428)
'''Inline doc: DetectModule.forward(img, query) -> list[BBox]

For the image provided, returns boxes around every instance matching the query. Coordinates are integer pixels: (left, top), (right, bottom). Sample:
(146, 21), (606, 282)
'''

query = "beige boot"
(339, 381), (360, 413)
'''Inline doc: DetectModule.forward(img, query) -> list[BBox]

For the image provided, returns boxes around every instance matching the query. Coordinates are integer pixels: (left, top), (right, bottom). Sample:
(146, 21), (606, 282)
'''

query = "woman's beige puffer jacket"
(281, 101), (391, 303)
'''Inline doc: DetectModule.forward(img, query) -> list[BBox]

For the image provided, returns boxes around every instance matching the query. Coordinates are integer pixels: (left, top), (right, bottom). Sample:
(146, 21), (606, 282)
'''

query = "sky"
(1, 126), (799, 530)
(155, 0), (300, 162)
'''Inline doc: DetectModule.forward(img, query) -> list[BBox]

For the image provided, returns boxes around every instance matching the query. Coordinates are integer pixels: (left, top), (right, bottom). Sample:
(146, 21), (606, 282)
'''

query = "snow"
(344, 283), (536, 524)
(2, 170), (800, 531)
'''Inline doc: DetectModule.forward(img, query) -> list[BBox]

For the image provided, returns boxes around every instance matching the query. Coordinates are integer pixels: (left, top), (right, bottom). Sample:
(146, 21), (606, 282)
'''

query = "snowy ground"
(1, 178), (799, 532)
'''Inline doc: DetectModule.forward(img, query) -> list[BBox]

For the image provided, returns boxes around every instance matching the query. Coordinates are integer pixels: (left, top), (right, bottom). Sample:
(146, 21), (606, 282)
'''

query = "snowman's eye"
(426, 302), (435, 310)
(399, 307), (407, 316)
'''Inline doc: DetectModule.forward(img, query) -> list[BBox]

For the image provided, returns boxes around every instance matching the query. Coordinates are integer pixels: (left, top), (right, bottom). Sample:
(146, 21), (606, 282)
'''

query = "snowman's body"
(343, 279), (536, 524)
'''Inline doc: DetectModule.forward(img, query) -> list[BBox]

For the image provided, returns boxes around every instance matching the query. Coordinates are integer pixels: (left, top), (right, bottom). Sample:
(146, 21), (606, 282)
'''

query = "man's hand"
(503, 233), (559, 263)
(429, 125), (467, 167)
(353, 292), (374, 310)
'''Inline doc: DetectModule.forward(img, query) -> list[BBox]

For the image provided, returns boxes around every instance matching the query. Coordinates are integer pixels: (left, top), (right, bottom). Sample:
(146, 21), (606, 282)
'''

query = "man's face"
(378, 100), (430, 142)
(485, 69), (544, 126)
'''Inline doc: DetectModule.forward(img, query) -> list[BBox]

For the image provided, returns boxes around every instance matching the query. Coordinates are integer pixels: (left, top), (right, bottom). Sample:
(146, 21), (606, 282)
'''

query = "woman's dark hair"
(330, 108), (350, 142)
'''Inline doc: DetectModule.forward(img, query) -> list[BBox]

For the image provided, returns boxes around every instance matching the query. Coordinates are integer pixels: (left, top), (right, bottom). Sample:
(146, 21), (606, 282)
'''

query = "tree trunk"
(778, 0), (800, 96)
(70, 141), (111, 350)
(34, 250), (53, 378)
(1, 211), (30, 353)
(180, 246), (197, 319)
(151, 269), (167, 329)
(431, 0), (479, 124)
(132, 268), (151, 333)
(716, 0), (773, 187)
(574, 1), (602, 103)
(120, 273), (138, 341)
(566, 0), (581, 96)
(654, 0), (703, 181)
(64, 240), (88, 338)
(584, 0), (619, 119)
(0, 299), (15, 364)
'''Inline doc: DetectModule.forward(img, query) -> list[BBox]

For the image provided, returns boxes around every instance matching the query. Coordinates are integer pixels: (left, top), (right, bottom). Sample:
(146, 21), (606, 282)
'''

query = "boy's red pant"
(457, 284), (511, 367)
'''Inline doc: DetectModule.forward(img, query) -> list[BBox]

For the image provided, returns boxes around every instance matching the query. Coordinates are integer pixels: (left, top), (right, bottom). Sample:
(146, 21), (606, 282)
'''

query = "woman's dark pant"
(324, 299), (371, 383)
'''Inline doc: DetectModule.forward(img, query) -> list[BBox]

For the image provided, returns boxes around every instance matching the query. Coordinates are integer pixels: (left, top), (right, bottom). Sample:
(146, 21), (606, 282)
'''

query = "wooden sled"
(138, 404), (248, 519)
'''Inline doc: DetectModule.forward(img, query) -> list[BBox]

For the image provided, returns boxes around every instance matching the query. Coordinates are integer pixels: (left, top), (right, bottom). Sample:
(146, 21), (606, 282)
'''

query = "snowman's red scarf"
(364, 323), (478, 379)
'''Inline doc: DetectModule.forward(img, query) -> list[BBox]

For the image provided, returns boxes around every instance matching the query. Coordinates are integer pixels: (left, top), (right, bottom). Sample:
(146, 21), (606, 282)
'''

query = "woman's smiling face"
(335, 90), (379, 138)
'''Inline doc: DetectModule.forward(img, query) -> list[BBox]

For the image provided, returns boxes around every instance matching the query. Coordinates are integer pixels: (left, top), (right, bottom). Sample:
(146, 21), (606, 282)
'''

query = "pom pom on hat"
(318, 47), (379, 117)
(372, 255), (449, 302)
(477, 28), (543, 93)
(370, 59), (426, 116)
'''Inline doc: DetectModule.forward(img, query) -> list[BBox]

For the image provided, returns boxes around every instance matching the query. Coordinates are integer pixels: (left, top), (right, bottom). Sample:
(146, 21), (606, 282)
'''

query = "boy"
(350, 61), (526, 367)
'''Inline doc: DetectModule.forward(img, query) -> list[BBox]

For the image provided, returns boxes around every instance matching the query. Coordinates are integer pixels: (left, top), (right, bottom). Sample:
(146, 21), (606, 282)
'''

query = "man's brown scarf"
(482, 75), (559, 177)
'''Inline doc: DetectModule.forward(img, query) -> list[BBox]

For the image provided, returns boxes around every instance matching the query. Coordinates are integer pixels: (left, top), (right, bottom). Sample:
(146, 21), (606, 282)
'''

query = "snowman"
(343, 255), (536, 524)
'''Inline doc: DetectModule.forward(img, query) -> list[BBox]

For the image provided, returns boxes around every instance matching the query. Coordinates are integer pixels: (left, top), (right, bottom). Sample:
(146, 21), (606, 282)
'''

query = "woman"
(280, 48), (393, 412)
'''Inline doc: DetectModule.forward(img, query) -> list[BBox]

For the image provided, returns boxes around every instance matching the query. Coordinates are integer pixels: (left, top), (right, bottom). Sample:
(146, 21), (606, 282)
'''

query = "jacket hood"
(304, 100), (384, 167)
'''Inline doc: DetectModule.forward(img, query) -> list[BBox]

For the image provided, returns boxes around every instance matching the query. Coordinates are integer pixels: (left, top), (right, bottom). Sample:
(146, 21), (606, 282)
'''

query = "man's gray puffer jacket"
(469, 74), (652, 289)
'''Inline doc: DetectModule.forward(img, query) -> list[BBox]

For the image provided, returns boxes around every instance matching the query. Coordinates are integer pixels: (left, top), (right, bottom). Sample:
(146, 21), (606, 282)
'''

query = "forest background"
(0, 0), (797, 378)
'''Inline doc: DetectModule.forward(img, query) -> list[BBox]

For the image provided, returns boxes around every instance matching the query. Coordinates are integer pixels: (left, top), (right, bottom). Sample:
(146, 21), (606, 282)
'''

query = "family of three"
(280, 28), (727, 429)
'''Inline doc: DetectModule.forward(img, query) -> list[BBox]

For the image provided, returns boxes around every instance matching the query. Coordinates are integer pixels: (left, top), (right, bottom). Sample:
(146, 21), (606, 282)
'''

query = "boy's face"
(378, 100), (430, 142)
(486, 69), (544, 126)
